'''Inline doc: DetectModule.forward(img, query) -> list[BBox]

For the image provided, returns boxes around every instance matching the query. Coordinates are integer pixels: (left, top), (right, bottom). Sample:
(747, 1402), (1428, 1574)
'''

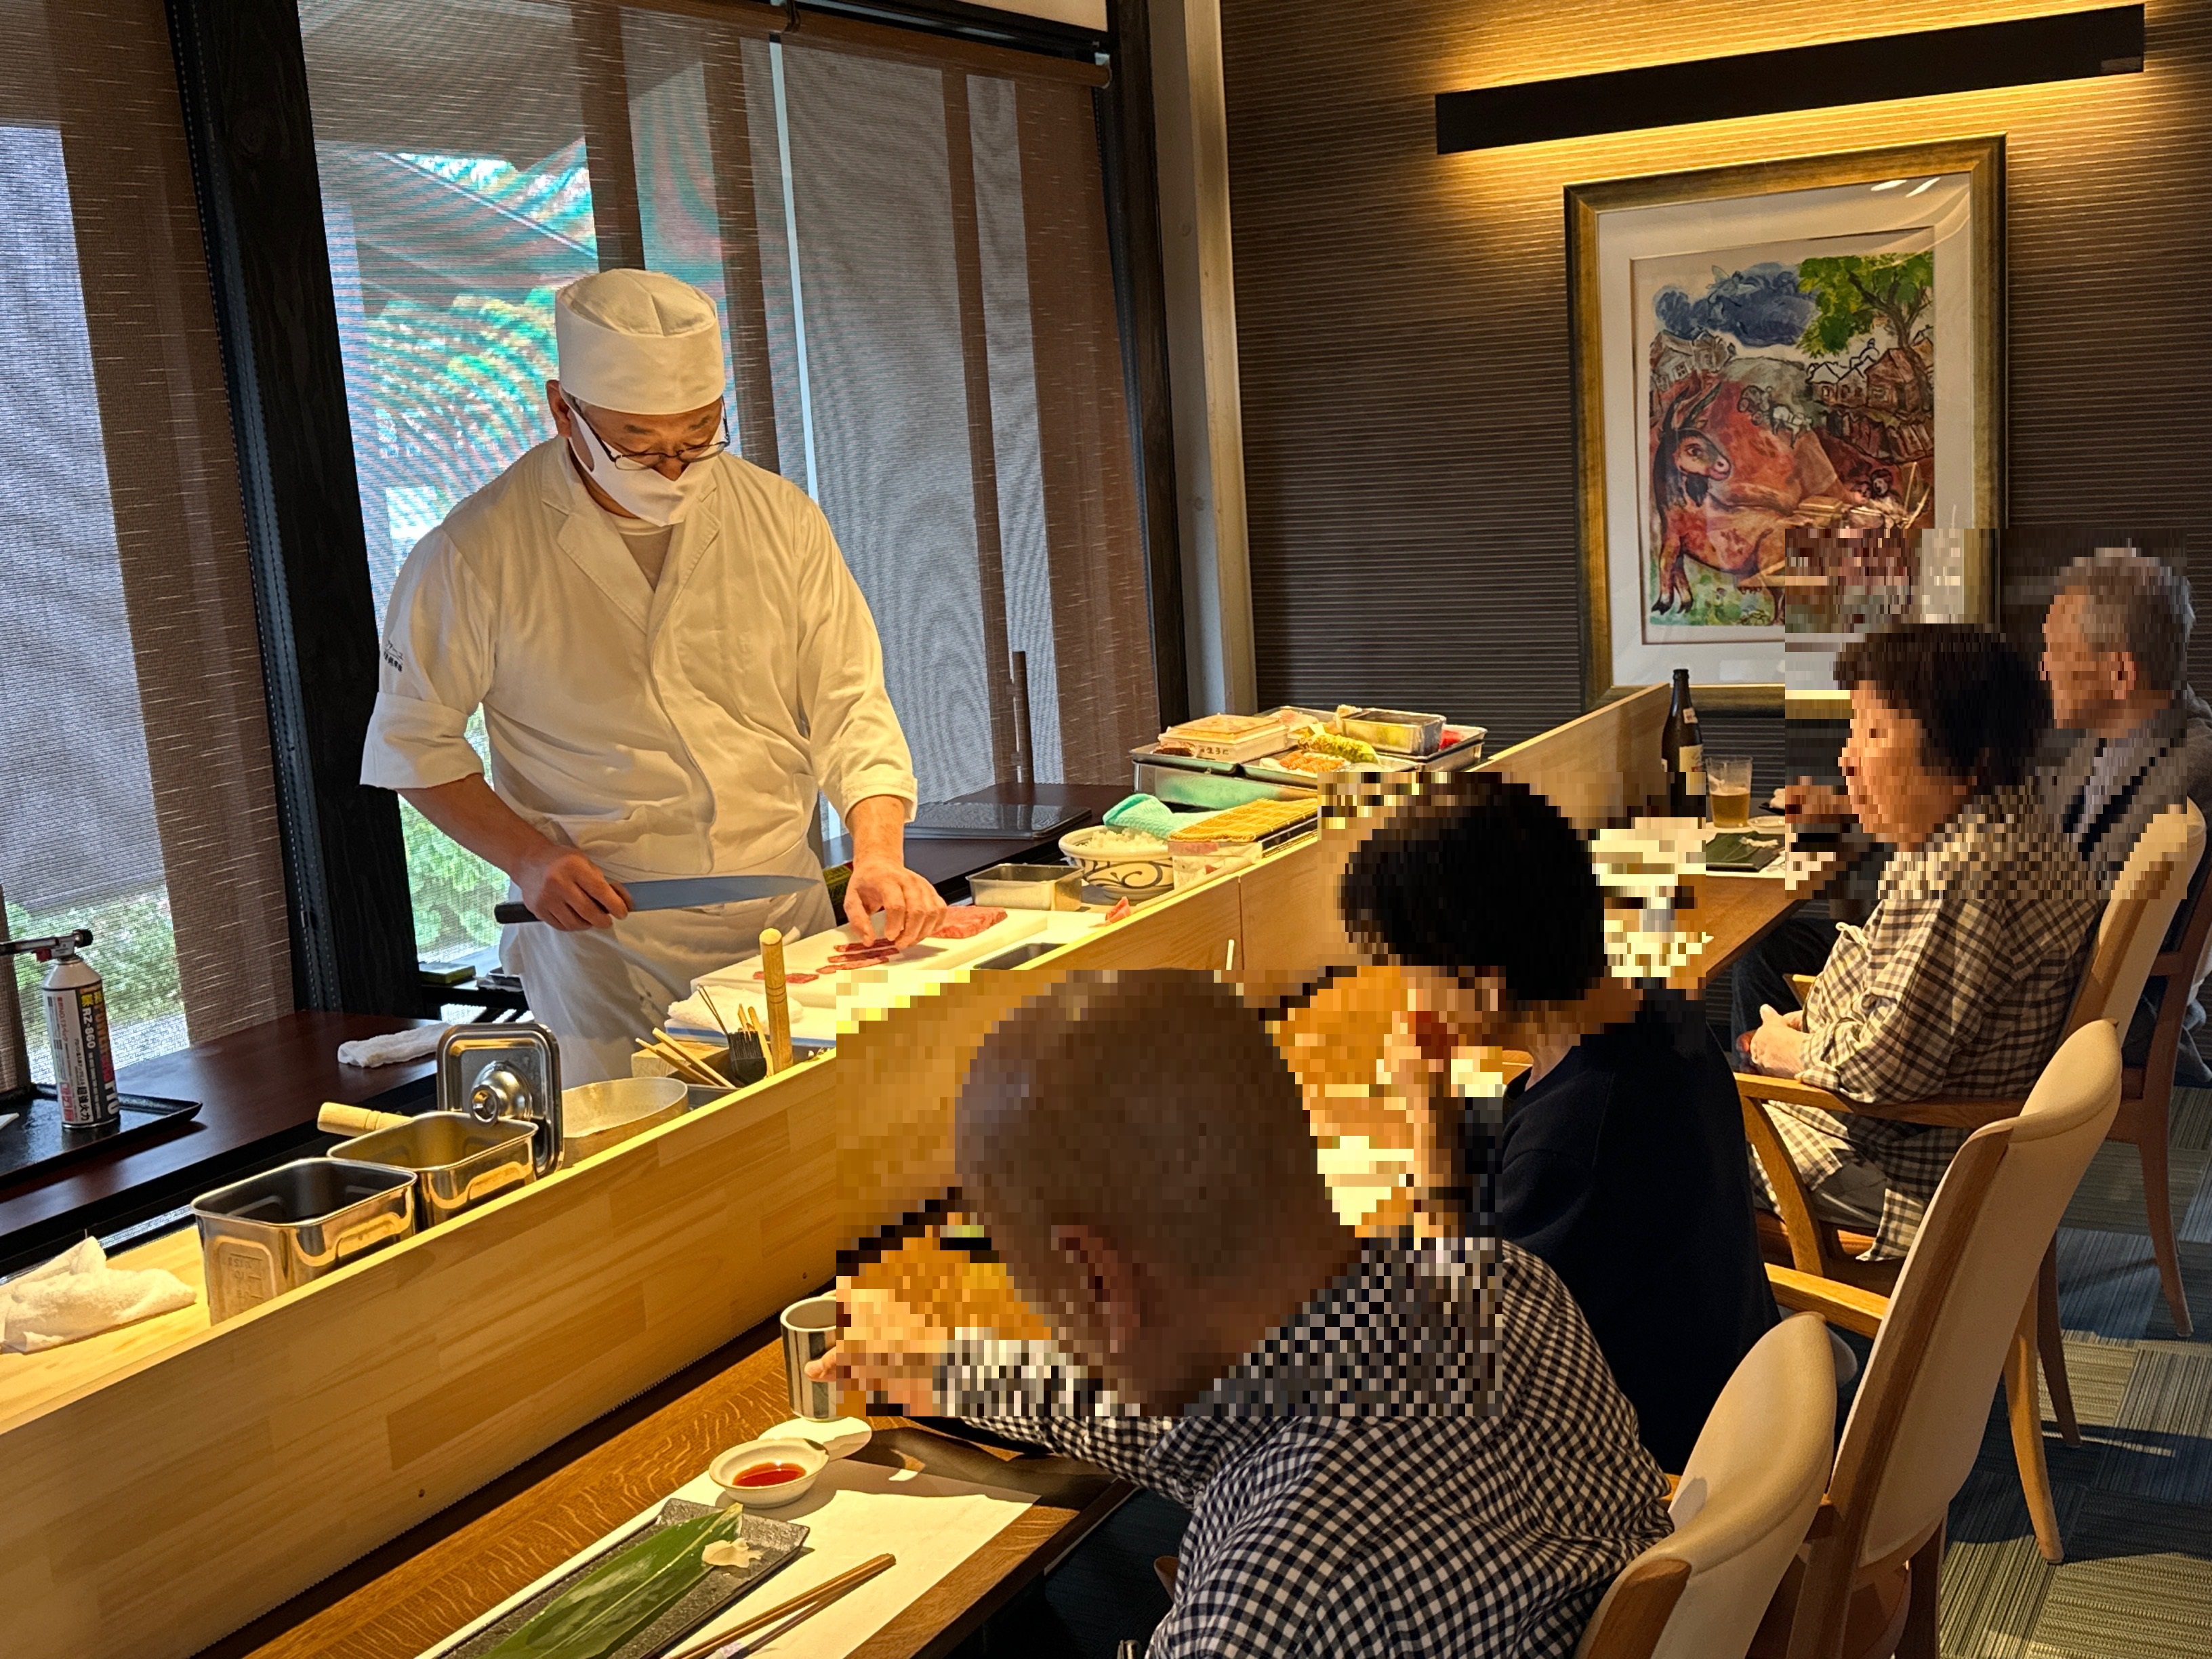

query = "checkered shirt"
(954, 1237), (1671, 1658)
(1765, 785), (2099, 1255)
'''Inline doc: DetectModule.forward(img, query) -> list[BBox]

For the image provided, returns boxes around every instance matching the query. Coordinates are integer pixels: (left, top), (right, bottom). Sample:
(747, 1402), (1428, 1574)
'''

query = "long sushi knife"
(494, 874), (819, 925)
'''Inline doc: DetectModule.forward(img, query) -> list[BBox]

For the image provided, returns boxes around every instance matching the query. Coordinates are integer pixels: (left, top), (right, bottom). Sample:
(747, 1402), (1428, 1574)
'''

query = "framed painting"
(1568, 138), (2004, 711)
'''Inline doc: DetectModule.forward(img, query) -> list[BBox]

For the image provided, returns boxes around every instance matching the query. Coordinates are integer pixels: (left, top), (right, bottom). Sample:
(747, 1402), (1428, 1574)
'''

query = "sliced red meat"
(754, 970), (818, 984)
(928, 906), (1007, 941)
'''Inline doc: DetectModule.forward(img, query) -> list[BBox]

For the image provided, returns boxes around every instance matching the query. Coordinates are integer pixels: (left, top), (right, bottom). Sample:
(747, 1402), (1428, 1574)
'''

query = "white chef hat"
(554, 270), (725, 414)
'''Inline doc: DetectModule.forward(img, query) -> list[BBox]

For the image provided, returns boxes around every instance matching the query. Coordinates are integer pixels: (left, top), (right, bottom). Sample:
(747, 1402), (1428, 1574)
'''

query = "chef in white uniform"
(361, 269), (943, 1081)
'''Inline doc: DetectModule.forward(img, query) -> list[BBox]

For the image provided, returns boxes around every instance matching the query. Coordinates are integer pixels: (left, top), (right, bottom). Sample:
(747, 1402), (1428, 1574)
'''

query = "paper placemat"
(418, 1456), (1037, 1659)
(689, 1456), (1038, 1657)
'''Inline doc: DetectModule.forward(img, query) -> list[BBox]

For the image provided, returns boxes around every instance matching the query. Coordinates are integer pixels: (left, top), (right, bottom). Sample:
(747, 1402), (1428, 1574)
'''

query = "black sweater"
(1472, 991), (1778, 1471)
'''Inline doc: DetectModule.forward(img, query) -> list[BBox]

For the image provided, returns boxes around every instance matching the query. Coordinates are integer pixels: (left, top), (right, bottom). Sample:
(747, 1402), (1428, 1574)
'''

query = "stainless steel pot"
(192, 1158), (416, 1323)
(328, 1111), (538, 1228)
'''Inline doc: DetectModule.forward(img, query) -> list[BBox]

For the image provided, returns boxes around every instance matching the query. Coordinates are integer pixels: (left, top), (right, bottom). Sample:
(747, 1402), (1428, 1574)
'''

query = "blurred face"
(2041, 590), (2137, 735)
(1839, 684), (1973, 849)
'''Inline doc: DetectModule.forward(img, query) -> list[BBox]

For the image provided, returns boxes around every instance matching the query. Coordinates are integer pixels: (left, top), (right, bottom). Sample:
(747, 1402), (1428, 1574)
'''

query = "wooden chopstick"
(655, 1553), (896, 1659)
(635, 1036), (726, 1090)
(653, 1027), (734, 1089)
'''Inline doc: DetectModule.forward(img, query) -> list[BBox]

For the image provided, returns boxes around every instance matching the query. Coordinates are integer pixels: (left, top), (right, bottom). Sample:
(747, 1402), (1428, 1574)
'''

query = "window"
(1, 0), (291, 1072)
(299, 0), (1156, 964)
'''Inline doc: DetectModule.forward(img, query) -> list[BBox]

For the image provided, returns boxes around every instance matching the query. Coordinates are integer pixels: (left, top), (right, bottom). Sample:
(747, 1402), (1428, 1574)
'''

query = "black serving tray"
(0, 1086), (201, 1185)
(447, 1499), (808, 1659)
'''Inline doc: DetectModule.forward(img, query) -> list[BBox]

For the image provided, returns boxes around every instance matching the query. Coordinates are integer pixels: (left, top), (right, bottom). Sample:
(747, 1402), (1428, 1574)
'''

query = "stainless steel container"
(968, 863), (1085, 912)
(437, 1023), (562, 1175)
(1336, 707), (1447, 757)
(193, 1158), (417, 1323)
(328, 1111), (537, 1228)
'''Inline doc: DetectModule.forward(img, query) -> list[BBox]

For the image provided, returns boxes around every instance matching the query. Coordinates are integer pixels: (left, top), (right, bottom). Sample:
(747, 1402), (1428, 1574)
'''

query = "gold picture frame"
(1568, 136), (2005, 713)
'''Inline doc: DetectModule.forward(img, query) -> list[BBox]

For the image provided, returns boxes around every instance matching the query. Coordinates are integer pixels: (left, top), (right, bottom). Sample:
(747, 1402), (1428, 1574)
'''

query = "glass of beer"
(1708, 758), (1753, 829)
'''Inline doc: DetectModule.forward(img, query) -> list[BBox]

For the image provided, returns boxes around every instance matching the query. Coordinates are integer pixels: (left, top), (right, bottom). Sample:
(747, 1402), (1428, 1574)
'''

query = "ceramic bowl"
(708, 1437), (829, 1508)
(1059, 826), (1174, 897)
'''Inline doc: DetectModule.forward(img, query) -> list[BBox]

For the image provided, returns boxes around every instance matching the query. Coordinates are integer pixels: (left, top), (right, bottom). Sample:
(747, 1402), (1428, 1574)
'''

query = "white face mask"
(565, 400), (719, 526)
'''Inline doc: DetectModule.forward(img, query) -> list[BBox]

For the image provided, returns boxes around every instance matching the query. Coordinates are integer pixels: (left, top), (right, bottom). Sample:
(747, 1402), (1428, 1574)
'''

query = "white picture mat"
(417, 1458), (1039, 1659)
(1597, 172), (1980, 690)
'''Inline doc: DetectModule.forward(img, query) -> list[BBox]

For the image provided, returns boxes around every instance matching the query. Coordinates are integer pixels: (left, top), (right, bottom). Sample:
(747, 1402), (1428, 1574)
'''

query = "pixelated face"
(1840, 683), (1963, 845)
(2041, 588), (2130, 731)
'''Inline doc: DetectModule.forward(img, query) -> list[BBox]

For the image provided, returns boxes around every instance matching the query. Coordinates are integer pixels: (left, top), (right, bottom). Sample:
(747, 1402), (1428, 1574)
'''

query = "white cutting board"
(671, 908), (1062, 1040)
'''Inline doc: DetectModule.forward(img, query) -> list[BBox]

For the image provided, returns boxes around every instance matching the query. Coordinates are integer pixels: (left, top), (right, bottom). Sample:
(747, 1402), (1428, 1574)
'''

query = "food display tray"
(445, 1500), (807, 1659)
(0, 1088), (201, 1186)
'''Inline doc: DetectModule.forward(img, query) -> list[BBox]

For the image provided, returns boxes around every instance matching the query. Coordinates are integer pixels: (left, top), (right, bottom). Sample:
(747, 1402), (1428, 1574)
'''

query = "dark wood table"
(0, 1011), (436, 1275)
(196, 1311), (1125, 1659)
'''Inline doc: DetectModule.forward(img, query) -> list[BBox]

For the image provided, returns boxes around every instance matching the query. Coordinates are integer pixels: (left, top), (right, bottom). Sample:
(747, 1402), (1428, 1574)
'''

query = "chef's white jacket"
(361, 438), (918, 884)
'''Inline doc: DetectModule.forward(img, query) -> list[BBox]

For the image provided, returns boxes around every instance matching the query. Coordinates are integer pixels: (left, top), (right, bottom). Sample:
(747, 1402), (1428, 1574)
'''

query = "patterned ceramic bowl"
(1059, 825), (1175, 897)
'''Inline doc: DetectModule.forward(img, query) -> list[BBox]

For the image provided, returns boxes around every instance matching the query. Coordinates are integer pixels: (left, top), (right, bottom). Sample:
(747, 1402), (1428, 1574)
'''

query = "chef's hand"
(514, 841), (631, 931)
(1742, 1004), (1807, 1076)
(845, 859), (945, 948)
(841, 796), (945, 947)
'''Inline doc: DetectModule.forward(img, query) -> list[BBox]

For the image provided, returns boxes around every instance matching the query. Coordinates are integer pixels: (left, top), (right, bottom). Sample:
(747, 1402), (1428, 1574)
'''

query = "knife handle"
(494, 902), (538, 925)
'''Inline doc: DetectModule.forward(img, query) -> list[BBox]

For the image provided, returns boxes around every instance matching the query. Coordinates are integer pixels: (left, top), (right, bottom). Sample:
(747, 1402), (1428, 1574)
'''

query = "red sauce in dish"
(731, 1462), (807, 1488)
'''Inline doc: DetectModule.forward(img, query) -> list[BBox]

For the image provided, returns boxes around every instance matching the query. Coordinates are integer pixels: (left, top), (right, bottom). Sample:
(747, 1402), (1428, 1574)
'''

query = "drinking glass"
(1708, 758), (1753, 829)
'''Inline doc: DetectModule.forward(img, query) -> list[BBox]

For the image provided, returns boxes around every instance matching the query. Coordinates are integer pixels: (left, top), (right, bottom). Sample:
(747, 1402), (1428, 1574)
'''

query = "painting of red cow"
(1633, 231), (1936, 636)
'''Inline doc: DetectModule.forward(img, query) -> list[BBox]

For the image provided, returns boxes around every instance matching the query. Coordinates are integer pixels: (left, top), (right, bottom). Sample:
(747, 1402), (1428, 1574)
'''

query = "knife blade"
(494, 874), (820, 925)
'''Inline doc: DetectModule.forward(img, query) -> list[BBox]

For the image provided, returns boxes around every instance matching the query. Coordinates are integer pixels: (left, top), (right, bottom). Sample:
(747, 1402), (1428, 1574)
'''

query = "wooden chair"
(1740, 801), (2203, 1563)
(1787, 816), (2212, 1339)
(1755, 1021), (2122, 1659)
(1574, 1313), (1836, 1659)
(2111, 845), (2212, 1336)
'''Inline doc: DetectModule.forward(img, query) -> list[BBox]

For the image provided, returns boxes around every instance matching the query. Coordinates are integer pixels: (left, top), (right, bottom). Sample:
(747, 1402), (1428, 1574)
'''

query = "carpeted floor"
(1934, 1088), (2212, 1657)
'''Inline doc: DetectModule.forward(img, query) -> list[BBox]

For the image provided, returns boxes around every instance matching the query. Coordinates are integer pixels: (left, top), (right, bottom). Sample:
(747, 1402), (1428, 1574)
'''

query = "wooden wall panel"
(1217, 0), (2212, 748)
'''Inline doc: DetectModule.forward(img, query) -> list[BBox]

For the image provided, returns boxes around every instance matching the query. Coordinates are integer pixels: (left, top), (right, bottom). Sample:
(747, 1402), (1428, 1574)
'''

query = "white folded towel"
(337, 1025), (449, 1068)
(1, 1236), (197, 1353)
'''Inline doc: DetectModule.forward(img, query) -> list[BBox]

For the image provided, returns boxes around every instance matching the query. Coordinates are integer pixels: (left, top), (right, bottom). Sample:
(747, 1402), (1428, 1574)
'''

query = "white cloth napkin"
(0, 1237), (197, 1353)
(337, 1025), (449, 1068)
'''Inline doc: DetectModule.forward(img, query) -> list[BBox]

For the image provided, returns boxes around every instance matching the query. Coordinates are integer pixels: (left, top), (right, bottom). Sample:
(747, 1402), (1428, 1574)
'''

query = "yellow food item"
(1276, 750), (1347, 775)
(1298, 730), (1379, 764)
(1169, 796), (1321, 844)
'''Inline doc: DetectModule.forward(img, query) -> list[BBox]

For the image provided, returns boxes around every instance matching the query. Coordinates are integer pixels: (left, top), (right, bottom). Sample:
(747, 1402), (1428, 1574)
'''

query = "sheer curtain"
(300, 0), (1156, 961)
(0, 0), (291, 1070)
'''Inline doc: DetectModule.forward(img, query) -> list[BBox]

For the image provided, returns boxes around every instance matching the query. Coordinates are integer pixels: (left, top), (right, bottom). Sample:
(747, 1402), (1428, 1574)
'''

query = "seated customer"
(1742, 623), (2102, 1258)
(1336, 773), (1777, 1472)
(2043, 550), (2212, 1076)
(1738, 552), (2212, 1076)
(819, 971), (1671, 1659)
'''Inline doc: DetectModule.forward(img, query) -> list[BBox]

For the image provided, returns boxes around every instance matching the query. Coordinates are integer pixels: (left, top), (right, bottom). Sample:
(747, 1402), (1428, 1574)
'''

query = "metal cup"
(781, 1294), (841, 1420)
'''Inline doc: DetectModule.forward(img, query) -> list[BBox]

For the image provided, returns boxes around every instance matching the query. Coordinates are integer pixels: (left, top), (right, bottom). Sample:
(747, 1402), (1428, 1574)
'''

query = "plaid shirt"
(955, 1237), (1671, 1658)
(1765, 785), (2100, 1254)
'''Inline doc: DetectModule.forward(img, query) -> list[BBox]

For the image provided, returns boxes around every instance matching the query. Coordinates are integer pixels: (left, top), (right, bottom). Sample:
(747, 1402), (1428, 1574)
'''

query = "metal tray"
(0, 1087), (201, 1186)
(446, 1499), (808, 1659)
(1241, 753), (1420, 787)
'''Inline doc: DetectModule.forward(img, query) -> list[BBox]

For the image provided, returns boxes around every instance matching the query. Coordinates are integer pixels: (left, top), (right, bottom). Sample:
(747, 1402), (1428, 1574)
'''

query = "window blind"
(0, 0), (292, 1068)
(300, 0), (1155, 964)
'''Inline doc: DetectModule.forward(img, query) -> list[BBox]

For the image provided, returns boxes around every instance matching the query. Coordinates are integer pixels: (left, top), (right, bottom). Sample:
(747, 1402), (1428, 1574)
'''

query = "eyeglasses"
(569, 396), (729, 470)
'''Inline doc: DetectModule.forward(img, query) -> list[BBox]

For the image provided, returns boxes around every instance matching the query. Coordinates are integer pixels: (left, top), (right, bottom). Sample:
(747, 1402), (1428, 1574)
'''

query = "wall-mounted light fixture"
(1435, 5), (2144, 154)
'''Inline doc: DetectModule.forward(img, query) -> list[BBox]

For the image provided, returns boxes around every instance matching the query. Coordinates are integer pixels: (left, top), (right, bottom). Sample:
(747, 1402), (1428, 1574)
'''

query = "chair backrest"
(1831, 1021), (2121, 1571)
(2066, 802), (2205, 1033)
(1574, 1314), (1837, 1659)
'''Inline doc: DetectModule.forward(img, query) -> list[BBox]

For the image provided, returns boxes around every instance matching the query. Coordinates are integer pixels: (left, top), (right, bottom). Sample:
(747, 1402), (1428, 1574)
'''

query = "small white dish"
(709, 1438), (829, 1507)
(758, 1415), (874, 1459)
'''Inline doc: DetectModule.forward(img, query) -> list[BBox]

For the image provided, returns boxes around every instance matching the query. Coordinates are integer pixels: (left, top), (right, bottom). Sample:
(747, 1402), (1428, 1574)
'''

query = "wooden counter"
(0, 1012), (438, 1276)
(1, 688), (1802, 1659)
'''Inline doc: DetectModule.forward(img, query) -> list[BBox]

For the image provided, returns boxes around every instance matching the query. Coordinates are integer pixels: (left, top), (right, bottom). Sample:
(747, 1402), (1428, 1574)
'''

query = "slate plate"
(447, 1500), (808, 1659)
